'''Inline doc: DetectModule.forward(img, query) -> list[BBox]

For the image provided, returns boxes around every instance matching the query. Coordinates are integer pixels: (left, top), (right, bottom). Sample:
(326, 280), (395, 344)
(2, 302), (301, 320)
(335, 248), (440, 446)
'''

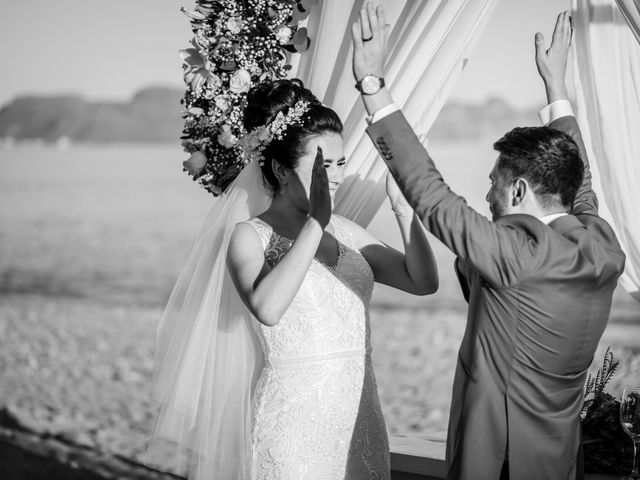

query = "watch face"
(361, 76), (381, 95)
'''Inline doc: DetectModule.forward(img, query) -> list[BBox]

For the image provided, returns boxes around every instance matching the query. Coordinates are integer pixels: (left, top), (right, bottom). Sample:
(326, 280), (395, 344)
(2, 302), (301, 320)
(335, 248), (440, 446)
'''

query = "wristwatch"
(355, 74), (385, 95)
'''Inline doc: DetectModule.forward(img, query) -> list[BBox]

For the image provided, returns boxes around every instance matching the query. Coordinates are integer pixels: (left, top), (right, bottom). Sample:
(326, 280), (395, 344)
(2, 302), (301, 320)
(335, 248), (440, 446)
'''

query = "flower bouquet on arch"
(179, 0), (317, 195)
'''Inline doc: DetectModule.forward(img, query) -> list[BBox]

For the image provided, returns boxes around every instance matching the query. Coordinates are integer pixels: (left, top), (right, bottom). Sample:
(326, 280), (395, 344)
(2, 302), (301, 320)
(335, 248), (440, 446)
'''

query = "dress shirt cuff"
(367, 103), (399, 124)
(538, 99), (574, 125)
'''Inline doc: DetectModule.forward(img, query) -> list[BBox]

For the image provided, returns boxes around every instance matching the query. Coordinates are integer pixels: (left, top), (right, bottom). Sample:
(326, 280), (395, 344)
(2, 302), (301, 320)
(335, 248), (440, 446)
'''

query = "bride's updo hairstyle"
(244, 79), (343, 192)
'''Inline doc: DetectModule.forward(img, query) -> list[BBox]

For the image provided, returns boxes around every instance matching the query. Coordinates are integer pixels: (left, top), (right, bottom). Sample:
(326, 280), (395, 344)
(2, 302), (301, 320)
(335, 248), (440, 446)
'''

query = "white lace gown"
(244, 215), (390, 480)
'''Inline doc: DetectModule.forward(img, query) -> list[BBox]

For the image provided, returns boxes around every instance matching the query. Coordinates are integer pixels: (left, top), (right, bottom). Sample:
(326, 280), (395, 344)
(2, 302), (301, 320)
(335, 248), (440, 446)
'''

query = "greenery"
(179, 0), (312, 195)
(581, 347), (633, 474)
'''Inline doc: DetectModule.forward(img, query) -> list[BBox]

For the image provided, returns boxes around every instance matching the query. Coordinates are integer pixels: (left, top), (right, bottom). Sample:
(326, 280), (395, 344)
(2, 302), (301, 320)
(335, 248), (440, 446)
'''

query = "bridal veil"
(146, 158), (269, 479)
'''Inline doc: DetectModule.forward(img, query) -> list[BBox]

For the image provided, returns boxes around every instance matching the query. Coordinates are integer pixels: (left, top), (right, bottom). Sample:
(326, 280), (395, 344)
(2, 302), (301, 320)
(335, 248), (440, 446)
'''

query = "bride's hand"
(309, 147), (332, 229)
(386, 172), (413, 217)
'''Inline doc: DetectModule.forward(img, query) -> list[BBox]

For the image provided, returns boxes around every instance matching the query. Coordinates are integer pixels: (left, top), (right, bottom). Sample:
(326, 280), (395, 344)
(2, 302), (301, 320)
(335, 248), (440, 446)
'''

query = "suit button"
(376, 137), (385, 145)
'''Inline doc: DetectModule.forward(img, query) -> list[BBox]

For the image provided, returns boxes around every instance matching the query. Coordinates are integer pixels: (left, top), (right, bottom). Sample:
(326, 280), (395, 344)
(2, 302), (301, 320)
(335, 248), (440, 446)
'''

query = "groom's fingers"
(352, 21), (364, 49)
(563, 12), (573, 45)
(360, 6), (372, 40)
(376, 5), (386, 33)
(367, 3), (379, 32)
(535, 32), (546, 59)
(550, 11), (565, 49)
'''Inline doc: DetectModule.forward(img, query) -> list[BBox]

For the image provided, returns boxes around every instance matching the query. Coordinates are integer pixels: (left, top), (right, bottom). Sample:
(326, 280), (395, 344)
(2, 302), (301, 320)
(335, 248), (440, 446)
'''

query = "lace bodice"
(243, 214), (390, 480)
(247, 215), (375, 365)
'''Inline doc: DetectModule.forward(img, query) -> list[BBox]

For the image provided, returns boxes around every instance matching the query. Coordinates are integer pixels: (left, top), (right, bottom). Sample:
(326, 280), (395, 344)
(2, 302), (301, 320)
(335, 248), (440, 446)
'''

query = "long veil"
(145, 159), (269, 479)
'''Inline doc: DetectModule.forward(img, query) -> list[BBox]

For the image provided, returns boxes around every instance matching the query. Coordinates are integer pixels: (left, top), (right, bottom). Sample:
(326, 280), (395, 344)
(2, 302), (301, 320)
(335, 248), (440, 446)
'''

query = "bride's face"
(290, 132), (346, 208)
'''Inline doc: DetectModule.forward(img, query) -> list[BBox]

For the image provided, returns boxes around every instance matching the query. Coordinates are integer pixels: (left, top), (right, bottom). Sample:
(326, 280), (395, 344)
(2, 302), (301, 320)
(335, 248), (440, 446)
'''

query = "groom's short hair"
(493, 126), (584, 209)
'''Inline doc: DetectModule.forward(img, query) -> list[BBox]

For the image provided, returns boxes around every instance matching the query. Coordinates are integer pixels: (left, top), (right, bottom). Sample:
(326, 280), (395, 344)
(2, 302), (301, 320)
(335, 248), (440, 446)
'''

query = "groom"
(351, 5), (625, 480)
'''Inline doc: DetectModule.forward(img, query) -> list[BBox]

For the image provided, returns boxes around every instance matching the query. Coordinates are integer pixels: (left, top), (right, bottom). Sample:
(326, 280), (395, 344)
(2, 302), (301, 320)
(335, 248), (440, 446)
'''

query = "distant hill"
(0, 87), (540, 144)
(0, 87), (184, 143)
(430, 97), (540, 142)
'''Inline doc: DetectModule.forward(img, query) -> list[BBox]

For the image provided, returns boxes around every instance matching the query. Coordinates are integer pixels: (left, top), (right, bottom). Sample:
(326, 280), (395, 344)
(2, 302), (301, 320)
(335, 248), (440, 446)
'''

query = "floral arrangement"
(179, 0), (314, 195)
(581, 347), (633, 474)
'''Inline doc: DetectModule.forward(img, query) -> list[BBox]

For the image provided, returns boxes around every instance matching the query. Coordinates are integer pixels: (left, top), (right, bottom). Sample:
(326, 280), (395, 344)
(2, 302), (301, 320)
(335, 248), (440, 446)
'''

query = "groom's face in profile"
(487, 159), (510, 221)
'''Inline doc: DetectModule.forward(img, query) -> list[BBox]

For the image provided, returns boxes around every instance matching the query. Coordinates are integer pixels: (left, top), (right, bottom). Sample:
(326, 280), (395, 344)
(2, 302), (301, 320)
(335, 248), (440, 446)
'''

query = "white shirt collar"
(538, 213), (569, 225)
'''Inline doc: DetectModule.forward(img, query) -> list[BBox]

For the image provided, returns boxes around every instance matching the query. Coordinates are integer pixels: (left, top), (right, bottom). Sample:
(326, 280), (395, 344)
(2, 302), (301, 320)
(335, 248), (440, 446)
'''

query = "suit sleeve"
(454, 258), (471, 303)
(366, 111), (540, 288)
(548, 115), (598, 216)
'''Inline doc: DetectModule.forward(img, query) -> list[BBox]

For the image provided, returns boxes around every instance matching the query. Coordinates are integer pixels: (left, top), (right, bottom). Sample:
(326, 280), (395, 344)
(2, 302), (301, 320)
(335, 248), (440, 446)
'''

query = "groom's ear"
(512, 178), (528, 206)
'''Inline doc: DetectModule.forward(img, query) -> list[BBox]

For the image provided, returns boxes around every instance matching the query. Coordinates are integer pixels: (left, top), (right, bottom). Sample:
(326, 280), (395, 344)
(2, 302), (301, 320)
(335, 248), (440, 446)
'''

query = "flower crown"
(238, 100), (311, 166)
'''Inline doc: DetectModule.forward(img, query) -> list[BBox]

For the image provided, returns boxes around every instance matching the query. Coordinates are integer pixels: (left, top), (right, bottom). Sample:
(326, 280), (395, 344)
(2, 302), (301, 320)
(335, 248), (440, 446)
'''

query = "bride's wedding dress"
(244, 215), (390, 480)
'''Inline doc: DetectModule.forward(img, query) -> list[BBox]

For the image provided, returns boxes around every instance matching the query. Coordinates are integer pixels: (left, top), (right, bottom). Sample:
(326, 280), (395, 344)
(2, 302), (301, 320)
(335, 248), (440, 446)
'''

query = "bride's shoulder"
(230, 218), (270, 250)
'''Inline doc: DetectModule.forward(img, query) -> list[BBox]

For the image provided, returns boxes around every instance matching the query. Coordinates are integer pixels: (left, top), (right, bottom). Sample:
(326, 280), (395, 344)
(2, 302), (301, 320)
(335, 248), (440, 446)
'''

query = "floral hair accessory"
(179, 0), (315, 196)
(238, 100), (311, 166)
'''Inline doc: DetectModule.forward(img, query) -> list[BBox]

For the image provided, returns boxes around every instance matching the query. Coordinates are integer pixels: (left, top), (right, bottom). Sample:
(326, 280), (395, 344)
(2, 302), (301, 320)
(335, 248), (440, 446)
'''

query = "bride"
(147, 79), (438, 480)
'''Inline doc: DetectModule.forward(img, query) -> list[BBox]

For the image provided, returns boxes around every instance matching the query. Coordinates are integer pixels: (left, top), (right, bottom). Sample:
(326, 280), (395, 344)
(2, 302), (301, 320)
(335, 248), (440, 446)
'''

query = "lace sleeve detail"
(241, 219), (292, 267)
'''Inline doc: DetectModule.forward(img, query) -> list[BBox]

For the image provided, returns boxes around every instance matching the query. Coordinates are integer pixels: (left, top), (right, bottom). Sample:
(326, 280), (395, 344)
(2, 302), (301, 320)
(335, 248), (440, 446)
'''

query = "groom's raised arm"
(366, 110), (537, 287)
(535, 19), (599, 218)
(351, 4), (539, 287)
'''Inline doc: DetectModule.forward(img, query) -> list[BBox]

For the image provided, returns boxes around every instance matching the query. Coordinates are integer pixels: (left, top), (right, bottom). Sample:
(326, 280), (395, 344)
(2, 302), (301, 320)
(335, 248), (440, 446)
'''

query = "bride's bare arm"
(227, 149), (332, 326)
(342, 205), (439, 296)
(227, 218), (323, 326)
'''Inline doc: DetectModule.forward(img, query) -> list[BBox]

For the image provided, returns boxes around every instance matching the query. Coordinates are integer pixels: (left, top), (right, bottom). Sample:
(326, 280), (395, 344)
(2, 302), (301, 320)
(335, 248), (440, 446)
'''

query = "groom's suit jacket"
(367, 112), (625, 480)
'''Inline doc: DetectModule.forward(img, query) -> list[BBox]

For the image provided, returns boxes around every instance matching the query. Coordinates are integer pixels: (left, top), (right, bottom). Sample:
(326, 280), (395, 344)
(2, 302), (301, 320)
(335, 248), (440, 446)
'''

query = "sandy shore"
(1, 293), (637, 473)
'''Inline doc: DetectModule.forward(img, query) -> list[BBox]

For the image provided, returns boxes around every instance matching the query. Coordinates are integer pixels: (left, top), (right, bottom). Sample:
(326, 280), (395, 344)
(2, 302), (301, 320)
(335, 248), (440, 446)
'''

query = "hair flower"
(238, 100), (311, 165)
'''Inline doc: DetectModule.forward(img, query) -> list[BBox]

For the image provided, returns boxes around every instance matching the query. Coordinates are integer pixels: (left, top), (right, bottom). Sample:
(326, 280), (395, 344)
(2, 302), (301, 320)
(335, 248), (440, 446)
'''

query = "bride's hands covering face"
(290, 132), (345, 219)
(308, 146), (332, 229)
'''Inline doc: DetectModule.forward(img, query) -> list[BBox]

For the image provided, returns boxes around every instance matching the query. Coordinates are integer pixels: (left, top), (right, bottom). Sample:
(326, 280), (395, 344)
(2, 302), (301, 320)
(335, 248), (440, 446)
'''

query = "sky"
(0, 0), (569, 109)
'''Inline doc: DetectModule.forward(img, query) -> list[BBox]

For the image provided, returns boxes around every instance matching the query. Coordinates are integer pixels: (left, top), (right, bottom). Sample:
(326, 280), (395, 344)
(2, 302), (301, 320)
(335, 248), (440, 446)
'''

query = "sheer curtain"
(289, 0), (500, 227)
(615, 0), (640, 42)
(571, 0), (640, 301)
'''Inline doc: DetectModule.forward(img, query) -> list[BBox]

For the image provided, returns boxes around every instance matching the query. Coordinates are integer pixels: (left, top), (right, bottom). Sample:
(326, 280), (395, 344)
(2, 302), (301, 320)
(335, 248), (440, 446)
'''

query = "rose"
(214, 95), (230, 112)
(183, 151), (208, 176)
(207, 73), (222, 90)
(276, 26), (293, 44)
(229, 69), (251, 93)
(218, 124), (237, 148)
(226, 17), (244, 35)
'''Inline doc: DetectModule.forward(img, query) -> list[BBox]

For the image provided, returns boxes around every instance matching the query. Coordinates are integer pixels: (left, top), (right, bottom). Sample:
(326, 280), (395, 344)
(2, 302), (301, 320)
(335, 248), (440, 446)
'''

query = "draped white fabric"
(571, 0), (640, 301)
(290, 0), (500, 227)
(615, 0), (640, 42)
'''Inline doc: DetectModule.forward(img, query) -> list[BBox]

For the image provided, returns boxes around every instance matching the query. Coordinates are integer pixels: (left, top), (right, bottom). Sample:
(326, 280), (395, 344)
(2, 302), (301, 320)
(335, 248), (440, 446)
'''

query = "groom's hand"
(535, 11), (572, 103)
(351, 2), (388, 82)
